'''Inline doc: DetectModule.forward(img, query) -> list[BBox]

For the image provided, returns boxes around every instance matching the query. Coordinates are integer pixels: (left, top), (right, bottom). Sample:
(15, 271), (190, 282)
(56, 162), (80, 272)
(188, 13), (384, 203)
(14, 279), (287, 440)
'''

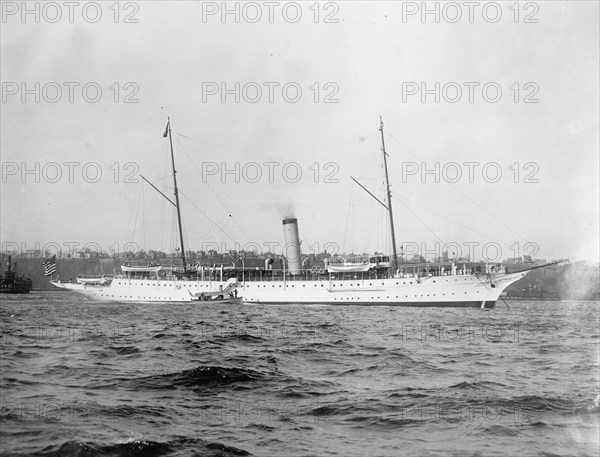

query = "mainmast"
(379, 117), (398, 271)
(165, 117), (187, 269)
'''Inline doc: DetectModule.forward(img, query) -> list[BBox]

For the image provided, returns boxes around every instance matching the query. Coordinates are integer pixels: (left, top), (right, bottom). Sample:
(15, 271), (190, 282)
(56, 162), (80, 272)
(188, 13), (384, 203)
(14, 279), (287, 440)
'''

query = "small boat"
(121, 264), (162, 273)
(325, 255), (390, 273)
(326, 263), (371, 273)
(76, 275), (111, 285)
(189, 277), (241, 304)
(191, 294), (243, 305)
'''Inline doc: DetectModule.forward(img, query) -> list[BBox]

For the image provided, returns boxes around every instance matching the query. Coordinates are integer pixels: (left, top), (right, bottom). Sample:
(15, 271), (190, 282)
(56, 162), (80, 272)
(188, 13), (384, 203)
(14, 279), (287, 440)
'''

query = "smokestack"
(282, 218), (302, 275)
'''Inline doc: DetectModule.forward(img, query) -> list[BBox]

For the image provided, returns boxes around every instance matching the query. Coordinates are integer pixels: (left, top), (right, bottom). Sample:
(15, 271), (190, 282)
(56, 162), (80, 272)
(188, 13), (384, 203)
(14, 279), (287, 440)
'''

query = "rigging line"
(352, 202), (355, 255)
(171, 209), (178, 255)
(171, 129), (231, 150)
(391, 191), (516, 248)
(386, 131), (427, 162)
(176, 136), (252, 243)
(343, 202), (351, 253)
(174, 136), (252, 243)
(197, 215), (230, 240)
(142, 185), (146, 250)
(131, 183), (143, 247)
(128, 182), (139, 244)
(446, 183), (556, 260)
(159, 196), (164, 253)
(160, 145), (169, 253)
(395, 197), (446, 246)
(198, 220), (232, 245)
(454, 183), (555, 261)
(386, 130), (555, 260)
(171, 130), (194, 141)
(200, 218), (233, 250)
(183, 215), (192, 260)
(358, 130), (378, 143)
(178, 190), (239, 245)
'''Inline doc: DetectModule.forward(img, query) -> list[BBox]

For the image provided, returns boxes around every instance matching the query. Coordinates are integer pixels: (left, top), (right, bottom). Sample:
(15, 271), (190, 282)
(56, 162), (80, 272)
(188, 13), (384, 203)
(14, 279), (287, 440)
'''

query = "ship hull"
(0, 280), (33, 294)
(50, 278), (224, 302)
(50, 270), (527, 308)
(238, 271), (527, 308)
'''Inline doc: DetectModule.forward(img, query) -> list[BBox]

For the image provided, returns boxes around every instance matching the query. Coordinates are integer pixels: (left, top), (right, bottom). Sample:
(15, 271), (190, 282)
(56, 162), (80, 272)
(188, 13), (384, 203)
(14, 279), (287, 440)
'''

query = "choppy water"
(0, 292), (598, 457)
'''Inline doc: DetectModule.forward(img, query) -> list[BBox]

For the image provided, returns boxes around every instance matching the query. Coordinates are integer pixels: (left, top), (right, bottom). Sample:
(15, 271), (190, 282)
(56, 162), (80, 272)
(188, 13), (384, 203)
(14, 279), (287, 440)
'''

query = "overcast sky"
(1, 1), (598, 263)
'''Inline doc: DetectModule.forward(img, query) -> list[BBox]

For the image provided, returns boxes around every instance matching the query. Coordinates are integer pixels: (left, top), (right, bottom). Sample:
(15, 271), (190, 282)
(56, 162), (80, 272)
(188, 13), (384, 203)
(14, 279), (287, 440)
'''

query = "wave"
(7, 437), (251, 457)
(109, 346), (141, 356)
(448, 380), (508, 390)
(137, 365), (267, 390)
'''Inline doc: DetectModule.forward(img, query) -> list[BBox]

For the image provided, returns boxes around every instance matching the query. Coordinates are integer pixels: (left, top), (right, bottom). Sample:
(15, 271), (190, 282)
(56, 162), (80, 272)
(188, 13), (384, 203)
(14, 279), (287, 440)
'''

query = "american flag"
(43, 255), (57, 276)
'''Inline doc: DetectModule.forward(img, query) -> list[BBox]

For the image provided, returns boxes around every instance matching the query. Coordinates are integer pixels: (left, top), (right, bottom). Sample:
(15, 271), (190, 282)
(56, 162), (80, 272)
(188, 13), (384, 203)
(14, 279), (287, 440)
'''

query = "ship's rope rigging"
(173, 132), (251, 244)
(342, 185), (355, 255)
(385, 130), (556, 262)
(343, 174), (391, 258)
(135, 130), (248, 256)
(391, 190), (515, 247)
(178, 189), (238, 245)
(129, 181), (148, 253)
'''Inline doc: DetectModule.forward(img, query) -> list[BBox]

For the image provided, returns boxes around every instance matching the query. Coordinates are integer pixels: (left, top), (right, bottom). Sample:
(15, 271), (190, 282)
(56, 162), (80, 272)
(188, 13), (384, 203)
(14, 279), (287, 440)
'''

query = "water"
(1, 292), (598, 457)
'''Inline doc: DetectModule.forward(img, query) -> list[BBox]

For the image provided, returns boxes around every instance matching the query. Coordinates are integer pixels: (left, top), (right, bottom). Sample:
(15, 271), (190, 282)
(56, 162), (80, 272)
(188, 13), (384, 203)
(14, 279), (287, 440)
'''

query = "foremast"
(379, 117), (398, 271)
(140, 118), (187, 270)
(165, 118), (187, 270)
(349, 117), (399, 273)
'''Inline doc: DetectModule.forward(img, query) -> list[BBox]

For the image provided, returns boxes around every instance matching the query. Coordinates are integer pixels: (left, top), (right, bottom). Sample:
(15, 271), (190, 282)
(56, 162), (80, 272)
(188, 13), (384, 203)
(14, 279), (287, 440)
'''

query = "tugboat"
(1, 256), (33, 294)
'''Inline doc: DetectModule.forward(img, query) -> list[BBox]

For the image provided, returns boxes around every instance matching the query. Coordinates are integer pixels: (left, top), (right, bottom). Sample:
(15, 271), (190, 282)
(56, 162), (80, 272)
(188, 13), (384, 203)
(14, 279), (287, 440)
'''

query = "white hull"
(50, 270), (527, 308)
(239, 271), (527, 308)
(50, 278), (227, 302)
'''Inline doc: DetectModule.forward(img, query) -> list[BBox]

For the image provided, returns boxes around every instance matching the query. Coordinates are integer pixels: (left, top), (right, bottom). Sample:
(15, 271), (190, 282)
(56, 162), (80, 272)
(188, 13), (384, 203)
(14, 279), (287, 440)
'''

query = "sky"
(1, 1), (599, 263)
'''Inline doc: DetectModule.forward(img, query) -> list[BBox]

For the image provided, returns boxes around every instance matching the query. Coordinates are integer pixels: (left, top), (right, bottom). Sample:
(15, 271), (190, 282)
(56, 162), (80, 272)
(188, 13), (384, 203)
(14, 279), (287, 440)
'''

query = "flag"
(163, 120), (169, 138)
(43, 255), (57, 276)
